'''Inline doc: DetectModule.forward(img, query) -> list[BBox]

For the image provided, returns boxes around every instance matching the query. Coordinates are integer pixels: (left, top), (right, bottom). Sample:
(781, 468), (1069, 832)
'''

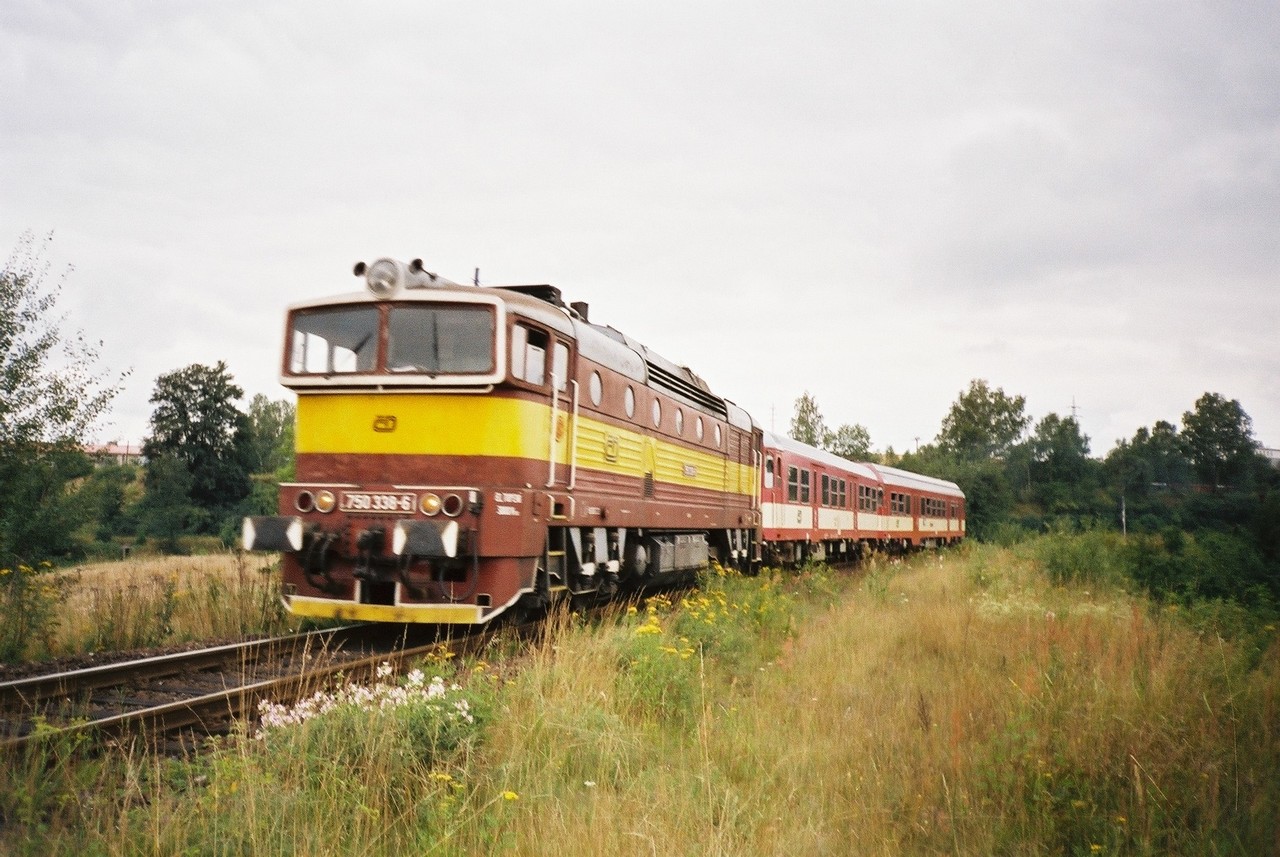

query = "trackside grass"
(0, 553), (290, 663)
(2, 542), (1277, 855)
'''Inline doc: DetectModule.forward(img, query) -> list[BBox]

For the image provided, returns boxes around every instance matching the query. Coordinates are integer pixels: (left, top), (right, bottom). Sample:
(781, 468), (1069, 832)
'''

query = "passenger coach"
(760, 431), (964, 564)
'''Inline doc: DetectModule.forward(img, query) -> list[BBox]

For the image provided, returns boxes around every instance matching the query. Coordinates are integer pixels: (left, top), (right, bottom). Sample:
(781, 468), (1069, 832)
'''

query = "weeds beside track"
(2, 546), (1277, 855)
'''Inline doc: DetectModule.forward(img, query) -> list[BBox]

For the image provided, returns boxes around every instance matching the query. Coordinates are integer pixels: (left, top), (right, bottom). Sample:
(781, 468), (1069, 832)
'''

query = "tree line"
(4, 234), (1277, 613)
(1, 233), (292, 566)
(791, 380), (1280, 611)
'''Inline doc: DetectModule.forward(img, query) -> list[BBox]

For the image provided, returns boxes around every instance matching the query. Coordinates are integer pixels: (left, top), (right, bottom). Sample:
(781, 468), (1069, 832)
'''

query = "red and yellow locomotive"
(243, 258), (761, 623)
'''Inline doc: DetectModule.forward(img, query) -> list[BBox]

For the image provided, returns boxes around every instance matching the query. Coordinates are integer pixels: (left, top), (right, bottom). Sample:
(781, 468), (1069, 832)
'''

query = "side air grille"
(645, 362), (728, 418)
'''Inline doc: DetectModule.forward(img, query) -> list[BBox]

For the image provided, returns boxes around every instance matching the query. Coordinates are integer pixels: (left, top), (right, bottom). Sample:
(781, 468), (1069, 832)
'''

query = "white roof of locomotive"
(288, 276), (756, 430)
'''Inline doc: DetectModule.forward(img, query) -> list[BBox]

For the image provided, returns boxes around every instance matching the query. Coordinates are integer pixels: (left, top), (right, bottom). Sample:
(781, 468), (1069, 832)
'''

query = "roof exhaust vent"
(570, 301), (590, 322)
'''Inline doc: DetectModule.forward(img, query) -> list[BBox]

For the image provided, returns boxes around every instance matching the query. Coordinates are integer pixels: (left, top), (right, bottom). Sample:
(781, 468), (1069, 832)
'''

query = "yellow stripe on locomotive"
(296, 392), (755, 495)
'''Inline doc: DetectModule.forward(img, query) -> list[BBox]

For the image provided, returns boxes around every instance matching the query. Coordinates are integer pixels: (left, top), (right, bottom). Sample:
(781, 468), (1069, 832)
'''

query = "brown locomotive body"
(243, 259), (760, 623)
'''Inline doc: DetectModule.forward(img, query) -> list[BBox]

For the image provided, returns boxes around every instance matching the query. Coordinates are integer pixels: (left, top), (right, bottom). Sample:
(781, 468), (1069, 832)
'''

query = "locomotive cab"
(244, 259), (528, 622)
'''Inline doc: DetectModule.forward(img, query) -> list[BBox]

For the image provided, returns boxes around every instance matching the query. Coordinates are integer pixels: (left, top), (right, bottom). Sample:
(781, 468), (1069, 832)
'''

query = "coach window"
(821, 474), (830, 505)
(675, 408), (684, 435)
(800, 469), (811, 503)
(624, 386), (636, 418)
(589, 371), (603, 406)
(787, 466), (799, 502)
(652, 399), (662, 427)
(764, 455), (774, 489)
(552, 341), (569, 392)
(510, 324), (547, 385)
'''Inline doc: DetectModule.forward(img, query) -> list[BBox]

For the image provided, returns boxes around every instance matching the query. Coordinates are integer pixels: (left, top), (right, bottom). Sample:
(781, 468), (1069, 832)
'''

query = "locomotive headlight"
(420, 492), (442, 516)
(314, 490), (337, 513)
(365, 258), (404, 298)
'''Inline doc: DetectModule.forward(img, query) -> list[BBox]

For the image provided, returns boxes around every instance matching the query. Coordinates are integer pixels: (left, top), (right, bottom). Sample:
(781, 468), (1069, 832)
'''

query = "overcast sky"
(4, 1), (1278, 457)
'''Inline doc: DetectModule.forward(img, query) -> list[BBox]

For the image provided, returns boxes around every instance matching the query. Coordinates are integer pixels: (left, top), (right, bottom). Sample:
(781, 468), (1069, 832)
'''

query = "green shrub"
(0, 562), (65, 662)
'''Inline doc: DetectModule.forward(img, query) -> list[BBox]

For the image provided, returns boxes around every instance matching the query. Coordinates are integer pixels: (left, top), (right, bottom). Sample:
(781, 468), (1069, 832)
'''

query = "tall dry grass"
(4, 543), (1277, 855)
(3, 552), (291, 661)
(452, 549), (1278, 855)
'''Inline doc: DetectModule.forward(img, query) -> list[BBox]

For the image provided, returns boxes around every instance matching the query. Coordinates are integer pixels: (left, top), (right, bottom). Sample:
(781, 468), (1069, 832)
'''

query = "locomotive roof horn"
(353, 258), (464, 298)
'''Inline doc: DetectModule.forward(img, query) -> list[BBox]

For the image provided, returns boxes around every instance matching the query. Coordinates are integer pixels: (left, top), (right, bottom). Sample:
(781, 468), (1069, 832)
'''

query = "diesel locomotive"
(242, 258), (963, 625)
(242, 258), (760, 624)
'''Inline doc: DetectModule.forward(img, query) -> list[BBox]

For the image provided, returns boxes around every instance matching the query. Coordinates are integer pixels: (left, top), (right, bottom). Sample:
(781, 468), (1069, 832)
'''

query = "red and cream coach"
(760, 431), (965, 565)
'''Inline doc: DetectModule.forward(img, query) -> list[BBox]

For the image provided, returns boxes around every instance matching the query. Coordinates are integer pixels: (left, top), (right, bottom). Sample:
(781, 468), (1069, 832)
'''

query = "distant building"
(1263, 448), (1280, 468)
(85, 442), (144, 467)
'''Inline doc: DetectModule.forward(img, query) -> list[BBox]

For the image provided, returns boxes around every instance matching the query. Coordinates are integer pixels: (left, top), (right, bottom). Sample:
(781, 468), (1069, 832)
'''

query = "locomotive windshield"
(290, 306), (379, 374)
(386, 305), (494, 374)
(287, 303), (495, 377)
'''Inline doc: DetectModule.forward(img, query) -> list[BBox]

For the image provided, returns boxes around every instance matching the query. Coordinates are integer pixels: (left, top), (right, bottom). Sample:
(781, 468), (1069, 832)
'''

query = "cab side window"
(552, 341), (569, 391)
(511, 324), (548, 385)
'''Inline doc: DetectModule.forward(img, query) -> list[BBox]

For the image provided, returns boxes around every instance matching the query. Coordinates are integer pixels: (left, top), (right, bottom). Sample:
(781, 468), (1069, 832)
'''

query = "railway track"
(0, 623), (494, 753)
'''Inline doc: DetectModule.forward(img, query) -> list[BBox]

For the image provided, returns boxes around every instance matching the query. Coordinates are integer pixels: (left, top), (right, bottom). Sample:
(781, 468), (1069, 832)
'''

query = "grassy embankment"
(3, 538), (1277, 855)
(0, 553), (288, 663)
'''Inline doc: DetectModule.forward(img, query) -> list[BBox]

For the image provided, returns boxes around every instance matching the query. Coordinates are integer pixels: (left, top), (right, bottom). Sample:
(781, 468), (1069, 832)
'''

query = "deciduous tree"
(143, 361), (252, 530)
(1106, 420), (1192, 494)
(789, 391), (827, 447)
(936, 379), (1030, 460)
(245, 394), (295, 477)
(1181, 392), (1257, 488)
(0, 232), (124, 565)
(825, 423), (872, 461)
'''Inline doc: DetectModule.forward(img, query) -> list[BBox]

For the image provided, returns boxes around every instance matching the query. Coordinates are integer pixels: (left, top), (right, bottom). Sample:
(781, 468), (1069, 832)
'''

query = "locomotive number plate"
(339, 491), (416, 514)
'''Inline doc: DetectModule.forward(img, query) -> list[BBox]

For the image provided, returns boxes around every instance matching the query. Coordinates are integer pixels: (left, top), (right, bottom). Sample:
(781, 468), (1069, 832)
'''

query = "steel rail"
(0, 622), (520, 753)
(0, 626), (364, 713)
